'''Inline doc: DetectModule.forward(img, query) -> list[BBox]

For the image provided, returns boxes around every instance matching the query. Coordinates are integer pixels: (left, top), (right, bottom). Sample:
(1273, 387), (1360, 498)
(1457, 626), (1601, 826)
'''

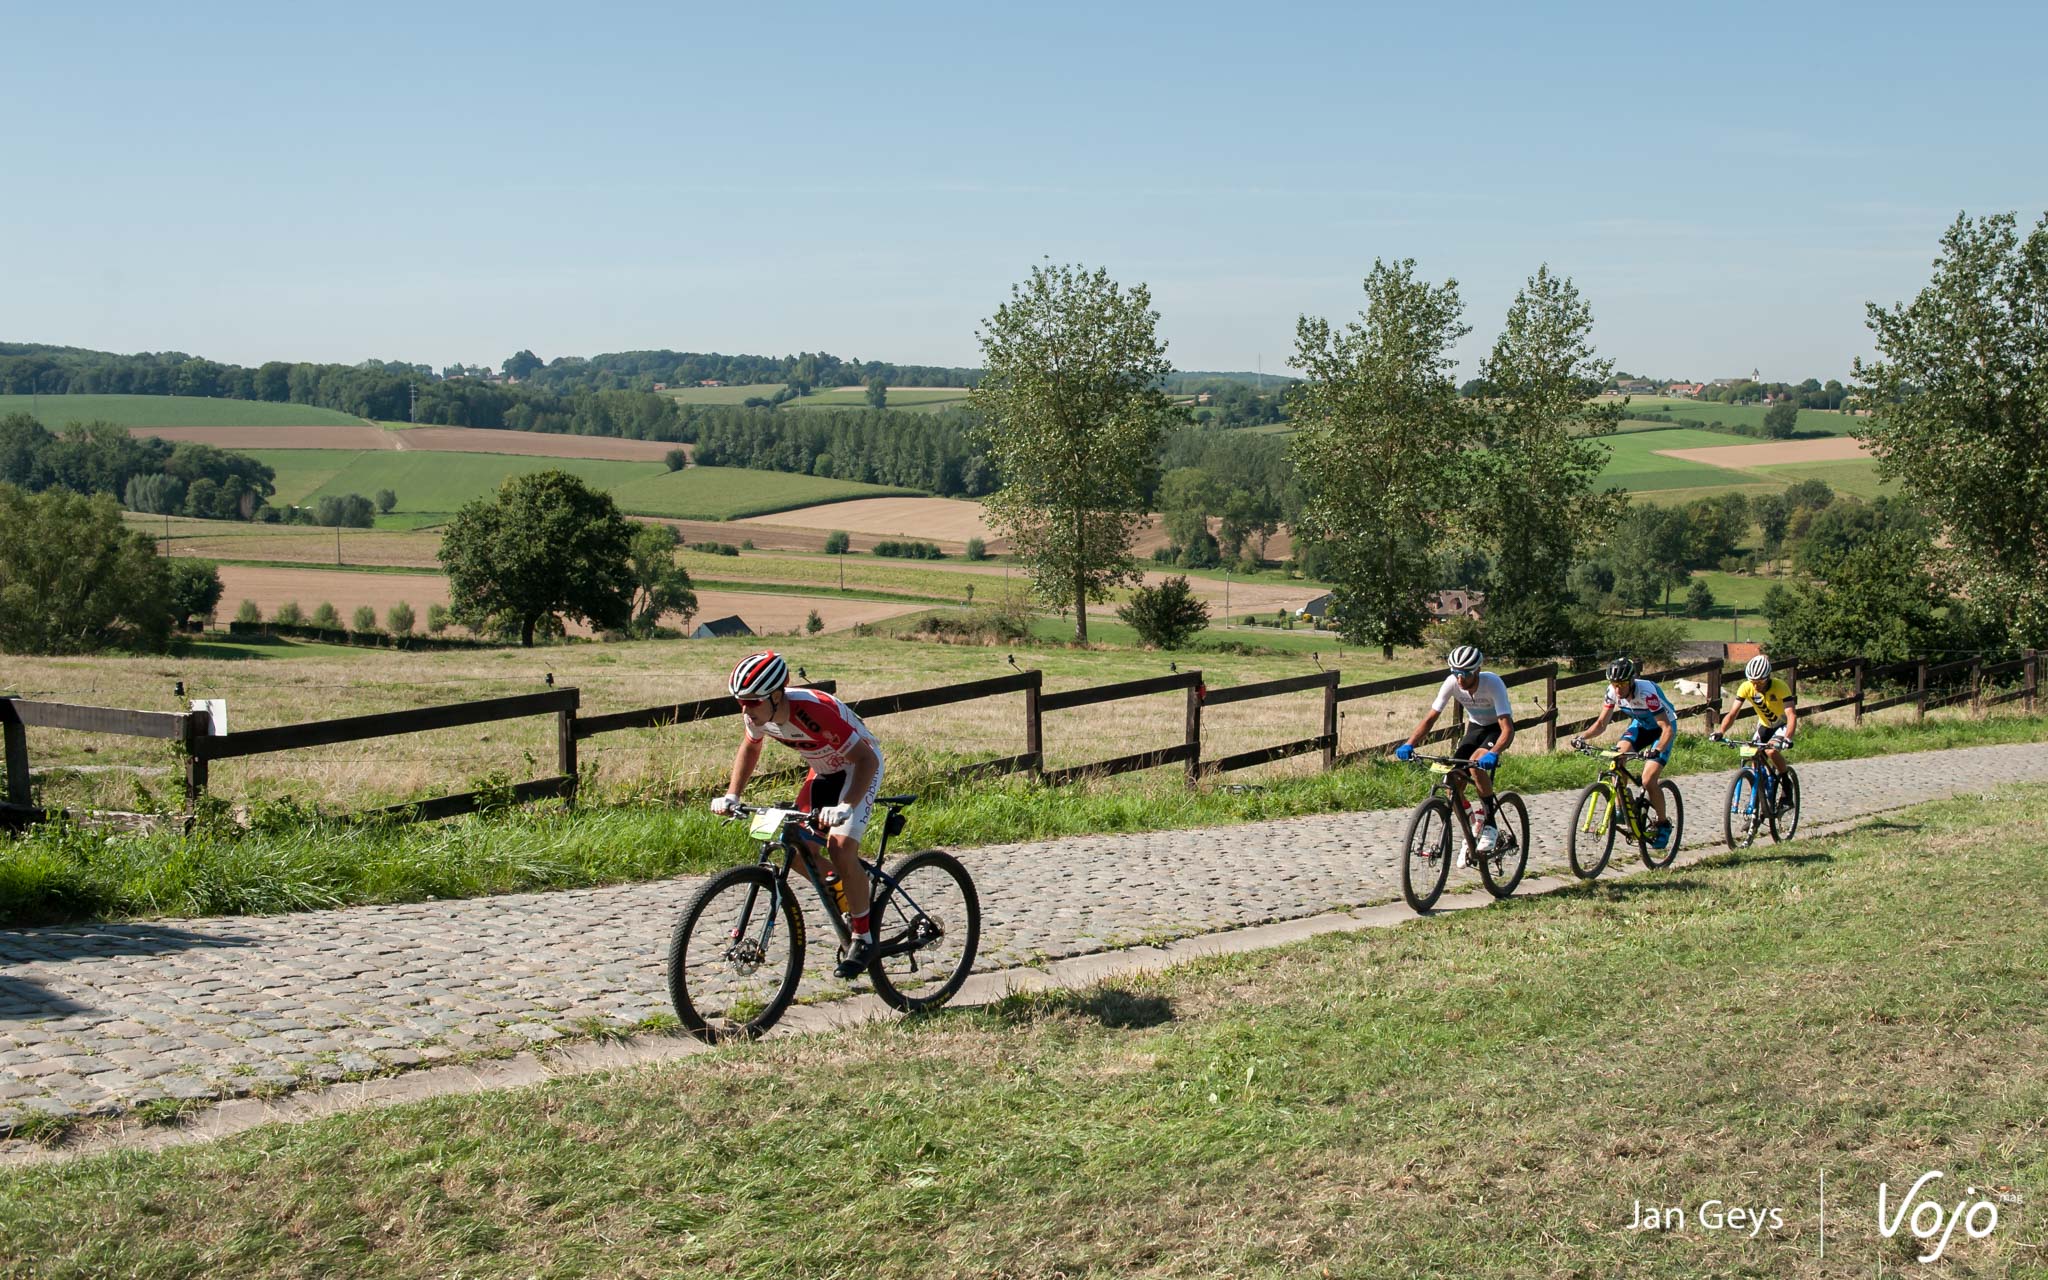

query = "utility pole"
(335, 522), (342, 566)
(409, 383), (418, 423)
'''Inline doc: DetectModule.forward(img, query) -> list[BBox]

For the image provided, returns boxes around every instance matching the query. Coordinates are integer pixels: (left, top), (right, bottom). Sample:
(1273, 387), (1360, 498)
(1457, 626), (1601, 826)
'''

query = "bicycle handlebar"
(1707, 736), (1794, 750)
(1405, 754), (1485, 769)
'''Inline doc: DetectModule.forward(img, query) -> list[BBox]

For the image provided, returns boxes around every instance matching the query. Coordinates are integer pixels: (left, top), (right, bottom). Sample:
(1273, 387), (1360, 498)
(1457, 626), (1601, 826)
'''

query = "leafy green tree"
(866, 377), (887, 410)
(1158, 467), (1223, 561)
(970, 262), (1174, 642)
(1465, 265), (1621, 655)
(425, 602), (451, 634)
(663, 448), (689, 472)
(0, 485), (172, 654)
(627, 522), (698, 634)
(502, 349), (544, 380)
(1794, 498), (1926, 577)
(824, 530), (850, 555)
(311, 602), (341, 630)
(274, 600), (305, 626)
(1856, 210), (2048, 646)
(167, 560), (224, 628)
(351, 605), (379, 632)
(1752, 493), (1790, 554)
(1685, 576), (1716, 618)
(1763, 401), (1799, 438)
(235, 599), (262, 624)
(1289, 258), (1469, 657)
(374, 489), (397, 515)
(1764, 531), (1954, 662)
(387, 602), (416, 635)
(1116, 575), (1211, 649)
(440, 470), (636, 646)
(964, 536), (988, 561)
(316, 494), (375, 528)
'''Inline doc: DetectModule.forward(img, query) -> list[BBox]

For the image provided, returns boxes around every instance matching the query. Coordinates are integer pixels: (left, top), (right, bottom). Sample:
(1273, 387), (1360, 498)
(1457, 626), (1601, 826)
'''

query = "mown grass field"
(1597, 425), (1889, 502)
(236, 449), (921, 521)
(784, 386), (972, 413)
(1612, 394), (1863, 436)
(0, 394), (364, 428)
(658, 382), (789, 405)
(4, 785), (2041, 1277)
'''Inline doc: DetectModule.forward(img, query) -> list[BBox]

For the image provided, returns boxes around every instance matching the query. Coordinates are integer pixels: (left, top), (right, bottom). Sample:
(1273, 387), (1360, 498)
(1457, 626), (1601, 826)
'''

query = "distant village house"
(691, 615), (754, 639)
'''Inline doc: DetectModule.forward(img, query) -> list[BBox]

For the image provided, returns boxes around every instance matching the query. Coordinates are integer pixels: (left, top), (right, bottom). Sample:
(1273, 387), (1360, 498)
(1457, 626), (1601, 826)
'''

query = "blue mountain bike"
(1716, 737), (1799, 848)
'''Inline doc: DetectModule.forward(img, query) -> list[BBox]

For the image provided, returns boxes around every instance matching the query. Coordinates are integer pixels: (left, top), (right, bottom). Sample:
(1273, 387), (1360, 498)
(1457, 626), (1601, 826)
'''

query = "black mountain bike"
(1714, 736), (1800, 848)
(1567, 743), (1684, 879)
(667, 796), (980, 1042)
(1398, 755), (1531, 912)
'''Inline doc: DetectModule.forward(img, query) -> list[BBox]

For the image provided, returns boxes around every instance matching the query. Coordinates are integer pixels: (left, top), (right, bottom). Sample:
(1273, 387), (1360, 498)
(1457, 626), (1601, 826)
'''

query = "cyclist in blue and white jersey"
(1396, 644), (1514, 866)
(1573, 656), (1679, 850)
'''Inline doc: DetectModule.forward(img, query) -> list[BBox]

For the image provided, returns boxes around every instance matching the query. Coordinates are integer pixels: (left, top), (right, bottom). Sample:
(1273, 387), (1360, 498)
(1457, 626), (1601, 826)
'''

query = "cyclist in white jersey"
(1395, 645), (1515, 865)
(711, 652), (885, 978)
(1573, 655), (1678, 850)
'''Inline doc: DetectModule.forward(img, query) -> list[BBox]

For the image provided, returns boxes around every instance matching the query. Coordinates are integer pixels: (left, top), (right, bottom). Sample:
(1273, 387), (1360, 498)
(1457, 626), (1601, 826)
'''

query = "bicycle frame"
(727, 802), (925, 962)
(1410, 755), (1493, 842)
(1577, 750), (1649, 841)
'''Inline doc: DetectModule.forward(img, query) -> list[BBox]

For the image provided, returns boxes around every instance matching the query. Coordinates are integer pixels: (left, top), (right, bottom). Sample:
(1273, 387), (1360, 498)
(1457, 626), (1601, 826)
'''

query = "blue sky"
(4, 0), (2044, 381)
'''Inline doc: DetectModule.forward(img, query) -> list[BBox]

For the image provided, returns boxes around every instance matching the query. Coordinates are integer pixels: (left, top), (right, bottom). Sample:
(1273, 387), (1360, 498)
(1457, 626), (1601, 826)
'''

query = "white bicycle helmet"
(1745, 654), (1773, 682)
(728, 651), (788, 700)
(1447, 644), (1483, 675)
(1605, 656), (1639, 684)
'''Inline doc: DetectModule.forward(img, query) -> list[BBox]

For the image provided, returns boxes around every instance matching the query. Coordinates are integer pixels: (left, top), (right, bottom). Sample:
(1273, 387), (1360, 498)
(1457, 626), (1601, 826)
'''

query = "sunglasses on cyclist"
(737, 697), (765, 709)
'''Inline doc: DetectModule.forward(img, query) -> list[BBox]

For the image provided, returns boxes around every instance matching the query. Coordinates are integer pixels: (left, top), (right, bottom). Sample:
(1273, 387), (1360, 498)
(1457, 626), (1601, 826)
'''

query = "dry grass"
(734, 496), (999, 544)
(1655, 437), (1872, 467)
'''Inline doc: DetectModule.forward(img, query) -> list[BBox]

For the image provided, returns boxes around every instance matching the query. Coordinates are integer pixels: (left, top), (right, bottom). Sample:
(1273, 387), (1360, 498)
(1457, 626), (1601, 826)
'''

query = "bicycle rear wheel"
(1768, 768), (1801, 842)
(1724, 770), (1762, 850)
(1400, 797), (1454, 912)
(1568, 782), (1618, 880)
(668, 865), (806, 1043)
(1643, 780), (1684, 869)
(1478, 792), (1529, 899)
(867, 850), (980, 1013)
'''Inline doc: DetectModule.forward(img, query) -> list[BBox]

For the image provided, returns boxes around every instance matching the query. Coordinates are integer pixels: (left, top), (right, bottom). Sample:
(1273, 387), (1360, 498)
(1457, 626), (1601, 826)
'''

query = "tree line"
(510, 349), (979, 394)
(0, 416), (276, 521)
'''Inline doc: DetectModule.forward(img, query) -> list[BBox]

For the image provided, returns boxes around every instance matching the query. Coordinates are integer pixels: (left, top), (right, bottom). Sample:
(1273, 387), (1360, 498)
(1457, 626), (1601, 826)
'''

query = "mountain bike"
(1714, 736), (1799, 848)
(666, 795), (980, 1043)
(1567, 743), (1685, 879)
(1398, 754), (1531, 912)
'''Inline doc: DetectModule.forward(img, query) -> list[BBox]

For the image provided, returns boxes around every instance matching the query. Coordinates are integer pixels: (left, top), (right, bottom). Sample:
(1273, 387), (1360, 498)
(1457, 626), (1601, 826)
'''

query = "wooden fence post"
(2027, 649), (2039, 715)
(1916, 659), (1929, 723)
(2, 700), (31, 810)
(1705, 663), (1723, 729)
(1024, 670), (1044, 781)
(1544, 663), (1559, 752)
(1783, 664), (1799, 704)
(1321, 670), (1339, 771)
(181, 709), (211, 809)
(1969, 658), (1983, 717)
(557, 688), (580, 804)
(1853, 658), (1866, 727)
(1184, 674), (1202, 787)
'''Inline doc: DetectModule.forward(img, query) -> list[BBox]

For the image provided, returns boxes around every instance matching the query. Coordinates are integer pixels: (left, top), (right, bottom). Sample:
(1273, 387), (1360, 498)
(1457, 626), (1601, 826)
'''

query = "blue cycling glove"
(1394, 744), (1415, 761)
(1477, 751), (1499, 770)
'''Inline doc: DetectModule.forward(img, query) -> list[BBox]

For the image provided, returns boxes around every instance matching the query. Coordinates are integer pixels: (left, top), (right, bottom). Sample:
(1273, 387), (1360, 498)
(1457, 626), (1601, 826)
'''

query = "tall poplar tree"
(970, 263), (1173, 642)
(1289, 259), (1469, 657)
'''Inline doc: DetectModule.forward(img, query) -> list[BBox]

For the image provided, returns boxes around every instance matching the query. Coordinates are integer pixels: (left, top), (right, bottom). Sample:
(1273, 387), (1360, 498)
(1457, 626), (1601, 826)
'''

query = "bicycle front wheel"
(1768, 768), (1801, 842)
(867, 850), (981, 1013)
(1400, 797), (1454, 912)
(1568, 782), (1618, 880)
(1479, 792), (1529, 899)
(1643, 780), (1684, 869)
(668, 865), (806, 1043)
(1724, 770), (1762, 850)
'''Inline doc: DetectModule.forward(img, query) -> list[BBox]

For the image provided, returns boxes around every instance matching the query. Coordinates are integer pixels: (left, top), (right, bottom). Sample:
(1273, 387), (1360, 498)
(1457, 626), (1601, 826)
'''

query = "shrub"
(1685, 577), (1716, 619)
(1116, 575), (1210, 649)
(0, 486), (173, 654)
(904, 602), (1031, 645)
(166, 559), (224, 628)
(824, 530), (851, 555)
(274, 600), (305, 626)
(689, 541), (740, 557)
(374, 489), (397, 514)
(310, 602), (341, 630)
(663, 448), (689, 472)
(351, 605), (379, 633)
(805, 609), (824, 635)
(740, 539), (755, 550)
(874, 540), (945, 560)
(387, 602), (416, 635)
(426, 603), (451, 634)
(235, 599), (262, 624)
(965, 537), (988, 561)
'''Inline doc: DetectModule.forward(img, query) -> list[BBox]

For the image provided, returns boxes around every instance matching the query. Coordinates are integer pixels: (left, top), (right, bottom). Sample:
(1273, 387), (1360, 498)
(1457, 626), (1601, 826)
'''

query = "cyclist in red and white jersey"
(711, 651), (885, 977)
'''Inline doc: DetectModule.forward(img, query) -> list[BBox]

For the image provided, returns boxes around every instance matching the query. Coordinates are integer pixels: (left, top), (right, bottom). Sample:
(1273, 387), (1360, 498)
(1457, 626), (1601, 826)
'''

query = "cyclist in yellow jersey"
(1709, 654), (1798, 808)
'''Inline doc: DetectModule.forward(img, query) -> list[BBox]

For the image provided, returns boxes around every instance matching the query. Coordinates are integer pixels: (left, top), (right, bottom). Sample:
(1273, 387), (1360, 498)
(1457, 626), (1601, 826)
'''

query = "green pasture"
(0, 394), (364, 429)
(785, 386), (973, 413)
(658, 382), (788, 405)
(605, 468), (922, 520)
(1750, 457), (1891, 499)
(1595, 426), (1758, 492)
(1611, 395), (1861, 437)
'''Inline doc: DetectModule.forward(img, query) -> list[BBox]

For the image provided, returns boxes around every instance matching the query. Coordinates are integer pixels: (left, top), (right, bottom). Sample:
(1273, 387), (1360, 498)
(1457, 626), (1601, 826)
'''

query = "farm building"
(1431, 590), (1485, 621)
(1665, 382), (1706, 397)
(691, 615), (754, 639)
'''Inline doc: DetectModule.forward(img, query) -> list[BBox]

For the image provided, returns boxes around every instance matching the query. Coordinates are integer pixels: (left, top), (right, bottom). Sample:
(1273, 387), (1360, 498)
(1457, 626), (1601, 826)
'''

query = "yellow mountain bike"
(1567, 744), (1684, 879)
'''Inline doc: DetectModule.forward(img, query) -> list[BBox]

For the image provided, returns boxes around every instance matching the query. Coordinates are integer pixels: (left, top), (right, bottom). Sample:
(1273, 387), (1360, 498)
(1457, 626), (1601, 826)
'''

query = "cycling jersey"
(1604, 678), (1676, 728)
(746, 688), (880, 774)
(1432, 672), (1513, 724)
(1734, 676), (1796, 729)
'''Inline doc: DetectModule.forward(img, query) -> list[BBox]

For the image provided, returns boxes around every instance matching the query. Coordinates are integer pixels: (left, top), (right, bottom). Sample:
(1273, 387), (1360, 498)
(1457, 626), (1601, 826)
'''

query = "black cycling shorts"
(1457, 721), (1506, 767)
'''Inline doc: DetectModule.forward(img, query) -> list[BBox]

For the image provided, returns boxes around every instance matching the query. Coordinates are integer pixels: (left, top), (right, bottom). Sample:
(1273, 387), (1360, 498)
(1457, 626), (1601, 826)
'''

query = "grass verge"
(4, 715), (2046, 927)
(3, 788), (2043, 1276)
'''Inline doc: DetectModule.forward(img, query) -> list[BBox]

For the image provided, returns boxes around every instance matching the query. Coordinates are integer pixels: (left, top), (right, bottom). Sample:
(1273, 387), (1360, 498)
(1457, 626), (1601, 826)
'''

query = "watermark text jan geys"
(1624, 1170), (2015, 1264)
(1628, 1198), (1783, 1239)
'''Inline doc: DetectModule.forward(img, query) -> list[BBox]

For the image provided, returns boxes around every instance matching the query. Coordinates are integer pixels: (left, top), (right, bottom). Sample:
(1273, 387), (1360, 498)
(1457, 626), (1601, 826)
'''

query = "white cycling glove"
(710, 794), (738, 816)
(816, 803), (852, 829)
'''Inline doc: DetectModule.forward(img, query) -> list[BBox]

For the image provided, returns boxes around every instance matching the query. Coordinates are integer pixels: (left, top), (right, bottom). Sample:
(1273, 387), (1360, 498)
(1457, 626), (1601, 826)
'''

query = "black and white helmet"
(728, 651), (788, 700)
(1605, 656), (1639, 685)
(1745, 654), (1773, 682)
(1447, 644), (1483, 675)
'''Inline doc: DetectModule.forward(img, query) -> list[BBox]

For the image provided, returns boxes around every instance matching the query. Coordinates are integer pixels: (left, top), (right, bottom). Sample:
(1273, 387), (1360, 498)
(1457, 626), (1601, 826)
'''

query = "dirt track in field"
(1654, 437), (1869, 467)
(127, 425), (689, 462)
(212, 567), (921, 638)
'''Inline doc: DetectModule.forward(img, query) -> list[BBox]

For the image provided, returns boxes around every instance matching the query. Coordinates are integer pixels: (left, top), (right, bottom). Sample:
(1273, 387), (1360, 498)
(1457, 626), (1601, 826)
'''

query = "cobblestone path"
(4, 742), (2045, 1128)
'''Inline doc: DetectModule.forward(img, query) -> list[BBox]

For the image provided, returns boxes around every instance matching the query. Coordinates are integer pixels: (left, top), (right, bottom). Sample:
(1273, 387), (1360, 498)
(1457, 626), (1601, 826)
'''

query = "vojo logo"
(1878, 1171), (2002, 1264)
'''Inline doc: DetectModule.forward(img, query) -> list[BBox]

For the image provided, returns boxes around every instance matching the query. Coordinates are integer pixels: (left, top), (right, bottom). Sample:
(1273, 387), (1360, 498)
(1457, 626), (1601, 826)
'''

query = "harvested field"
(127, 425), (394, 451)
(212, 566), (923, 639)
(1655, 437), (1870, 467)
(734, 497), (999, 545)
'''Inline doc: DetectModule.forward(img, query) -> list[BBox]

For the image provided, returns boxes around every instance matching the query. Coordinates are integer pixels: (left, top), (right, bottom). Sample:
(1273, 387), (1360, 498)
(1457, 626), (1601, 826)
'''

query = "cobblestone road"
(4, 742), (2045, 1128)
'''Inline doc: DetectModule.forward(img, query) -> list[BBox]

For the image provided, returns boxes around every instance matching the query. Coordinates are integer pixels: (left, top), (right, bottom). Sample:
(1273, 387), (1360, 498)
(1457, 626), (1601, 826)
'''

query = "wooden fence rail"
(3, 649), (2039, 833)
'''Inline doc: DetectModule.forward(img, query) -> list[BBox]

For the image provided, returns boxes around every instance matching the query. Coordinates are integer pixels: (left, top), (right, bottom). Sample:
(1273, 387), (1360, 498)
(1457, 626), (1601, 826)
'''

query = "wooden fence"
(3, 649), (2037, 832)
